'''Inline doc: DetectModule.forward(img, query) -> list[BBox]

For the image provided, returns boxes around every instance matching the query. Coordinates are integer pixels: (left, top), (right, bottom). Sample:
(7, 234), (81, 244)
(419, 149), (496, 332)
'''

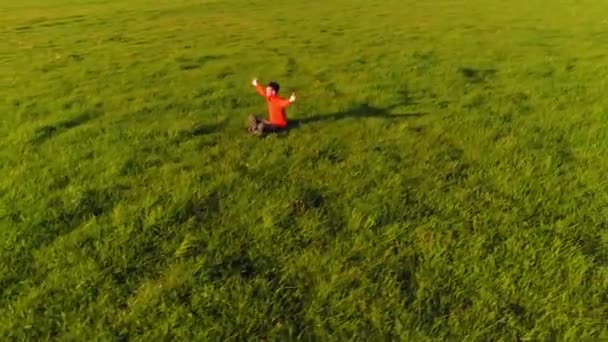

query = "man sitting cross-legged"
(248, 78), (296, 136)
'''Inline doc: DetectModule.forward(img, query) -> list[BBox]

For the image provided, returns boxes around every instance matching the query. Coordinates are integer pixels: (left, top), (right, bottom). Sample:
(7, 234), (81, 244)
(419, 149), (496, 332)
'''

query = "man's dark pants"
(248, 114), (282, 135)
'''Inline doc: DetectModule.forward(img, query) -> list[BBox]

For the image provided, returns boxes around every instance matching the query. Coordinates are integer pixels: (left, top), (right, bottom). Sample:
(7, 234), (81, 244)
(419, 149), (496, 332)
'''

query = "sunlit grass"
(1, 0), (607, 339)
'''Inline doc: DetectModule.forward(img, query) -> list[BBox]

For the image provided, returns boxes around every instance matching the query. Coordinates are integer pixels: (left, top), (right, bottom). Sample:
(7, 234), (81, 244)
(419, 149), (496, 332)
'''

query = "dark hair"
(268, 81), (280, 93)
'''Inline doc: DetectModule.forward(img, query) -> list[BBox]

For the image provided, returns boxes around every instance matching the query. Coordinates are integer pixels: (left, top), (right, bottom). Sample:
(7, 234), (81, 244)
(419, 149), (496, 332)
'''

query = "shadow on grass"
(248, 102), (426, 139)
(30, 110), (102, 145)
(458, 67), (497, 84)
(185, 92), (426, 138)
(189, 120), (227, 136)
(290, 103), (426, 127)
(173, 118), (229, 144)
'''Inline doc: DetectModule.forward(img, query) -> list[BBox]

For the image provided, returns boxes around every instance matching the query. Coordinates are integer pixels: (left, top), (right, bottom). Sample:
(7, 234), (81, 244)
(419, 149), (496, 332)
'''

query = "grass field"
(1, 0), (608, 339)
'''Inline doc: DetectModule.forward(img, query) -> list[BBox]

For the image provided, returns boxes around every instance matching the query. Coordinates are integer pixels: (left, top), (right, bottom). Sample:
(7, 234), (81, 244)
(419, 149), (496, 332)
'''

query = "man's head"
(266, 81), (280, 96)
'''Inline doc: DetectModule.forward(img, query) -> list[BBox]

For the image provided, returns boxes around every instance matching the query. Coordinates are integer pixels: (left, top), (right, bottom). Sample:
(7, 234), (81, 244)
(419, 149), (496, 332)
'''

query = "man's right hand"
(252, 78), (258, 86)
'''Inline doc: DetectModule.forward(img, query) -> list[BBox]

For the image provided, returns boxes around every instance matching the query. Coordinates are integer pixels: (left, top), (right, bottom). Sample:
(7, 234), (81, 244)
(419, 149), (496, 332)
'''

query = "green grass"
(1, 0), (608, 339)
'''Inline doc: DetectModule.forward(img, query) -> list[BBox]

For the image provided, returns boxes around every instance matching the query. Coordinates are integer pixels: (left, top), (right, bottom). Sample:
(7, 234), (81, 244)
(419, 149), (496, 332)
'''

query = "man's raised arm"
(279, 93), (296, 107)
(252, 79), (266, 97)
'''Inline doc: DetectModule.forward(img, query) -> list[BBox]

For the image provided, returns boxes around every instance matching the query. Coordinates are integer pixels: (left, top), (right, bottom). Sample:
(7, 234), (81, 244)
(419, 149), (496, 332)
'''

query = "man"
(248, 78), (296, 135)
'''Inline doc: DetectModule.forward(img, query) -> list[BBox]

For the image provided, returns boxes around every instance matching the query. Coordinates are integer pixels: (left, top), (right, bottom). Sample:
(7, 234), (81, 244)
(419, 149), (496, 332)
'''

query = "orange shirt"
(256, 85), (291, 127)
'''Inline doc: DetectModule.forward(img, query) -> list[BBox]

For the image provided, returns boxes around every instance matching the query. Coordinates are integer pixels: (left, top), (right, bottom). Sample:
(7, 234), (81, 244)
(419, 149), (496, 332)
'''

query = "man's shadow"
(288, 102), (426, 129)
(179, 90), (427, 139)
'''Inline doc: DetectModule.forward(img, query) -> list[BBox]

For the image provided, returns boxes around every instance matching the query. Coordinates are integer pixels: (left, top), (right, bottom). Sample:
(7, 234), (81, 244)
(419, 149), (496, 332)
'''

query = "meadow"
(1, 0), (607, 339)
